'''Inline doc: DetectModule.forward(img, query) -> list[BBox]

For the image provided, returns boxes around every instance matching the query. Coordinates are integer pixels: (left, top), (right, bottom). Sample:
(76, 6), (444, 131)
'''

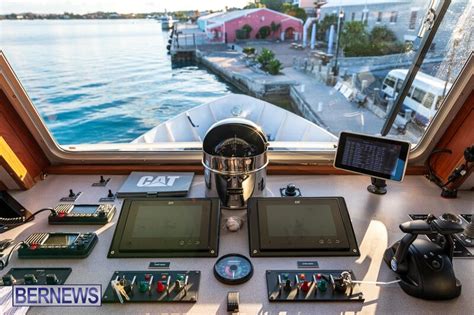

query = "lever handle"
(399, 220), (433, 234)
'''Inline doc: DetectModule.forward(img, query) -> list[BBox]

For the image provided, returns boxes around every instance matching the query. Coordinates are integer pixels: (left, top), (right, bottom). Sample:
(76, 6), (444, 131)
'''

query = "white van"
(381, 69), (452, 126)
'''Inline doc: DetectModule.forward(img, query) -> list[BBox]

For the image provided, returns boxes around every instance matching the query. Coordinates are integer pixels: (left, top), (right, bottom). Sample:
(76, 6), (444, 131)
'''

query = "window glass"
(411, 88), (426, 103)
(390, 11), (398, 23)
(422, 92), (435, 109)
(409, 11), (418, 30)
(0, 0), (472, 152)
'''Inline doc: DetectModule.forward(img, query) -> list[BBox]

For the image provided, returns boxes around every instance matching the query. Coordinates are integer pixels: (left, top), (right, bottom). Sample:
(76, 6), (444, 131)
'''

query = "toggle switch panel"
(102, 270), (200, 303)
(0, 268), (72, 286)
(266, 270), (364, 302)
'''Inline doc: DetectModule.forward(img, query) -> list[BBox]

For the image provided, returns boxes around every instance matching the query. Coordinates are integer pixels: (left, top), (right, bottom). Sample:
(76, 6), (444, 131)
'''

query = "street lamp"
(332, 8), (344, 76)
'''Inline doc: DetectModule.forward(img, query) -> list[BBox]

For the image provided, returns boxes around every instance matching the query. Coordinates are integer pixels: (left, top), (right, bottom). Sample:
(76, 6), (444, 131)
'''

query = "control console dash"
(266, 270), (364, 302)
(102, 270), (200, 303)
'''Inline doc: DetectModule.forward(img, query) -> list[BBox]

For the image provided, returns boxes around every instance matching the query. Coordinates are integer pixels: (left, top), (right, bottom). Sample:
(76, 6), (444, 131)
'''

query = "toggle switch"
(46, 274), (59, 285)
(2, 274), (16, 286)
(24, 274), (38, 285)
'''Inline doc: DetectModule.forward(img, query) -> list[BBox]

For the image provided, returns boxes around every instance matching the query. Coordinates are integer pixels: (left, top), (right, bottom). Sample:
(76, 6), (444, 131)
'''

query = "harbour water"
(0, 19), (240, 144)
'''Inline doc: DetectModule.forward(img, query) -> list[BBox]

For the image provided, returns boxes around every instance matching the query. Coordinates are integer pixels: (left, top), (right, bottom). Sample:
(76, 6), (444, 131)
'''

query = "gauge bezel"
(213, 253), (254, 285)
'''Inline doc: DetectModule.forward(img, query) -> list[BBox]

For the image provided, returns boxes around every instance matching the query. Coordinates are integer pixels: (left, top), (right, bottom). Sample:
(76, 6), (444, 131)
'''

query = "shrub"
(256, 48), (275, 67)
(370, 26), (397, 42)
(236, 24), (253, 40)
(265, 58), (283, 75)
(242, 24), (253, 34)
(243, 47), (256, 55)
(258, 26), (272, 39)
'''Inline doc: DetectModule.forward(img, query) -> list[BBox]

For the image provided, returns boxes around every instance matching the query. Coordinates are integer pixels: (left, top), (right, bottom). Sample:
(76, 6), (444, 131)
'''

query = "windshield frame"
(1, 50), (472, 166)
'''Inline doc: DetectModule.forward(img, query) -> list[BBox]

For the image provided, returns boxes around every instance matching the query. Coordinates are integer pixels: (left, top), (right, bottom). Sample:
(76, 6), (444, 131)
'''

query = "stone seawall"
(197, 51), (294, 98)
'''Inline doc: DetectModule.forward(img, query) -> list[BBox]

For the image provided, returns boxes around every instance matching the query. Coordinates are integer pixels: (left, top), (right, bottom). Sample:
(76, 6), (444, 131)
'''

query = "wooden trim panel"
(45, 164), (426, 176)
(430, 90), (474, 184)
(0, 89), (50, 188)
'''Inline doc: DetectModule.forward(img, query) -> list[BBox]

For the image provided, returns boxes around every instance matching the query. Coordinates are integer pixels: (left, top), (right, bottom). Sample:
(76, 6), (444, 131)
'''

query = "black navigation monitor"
(108, 198), (220, 258)
(248, 197), (360, 257)
(334, 132), (410, 181)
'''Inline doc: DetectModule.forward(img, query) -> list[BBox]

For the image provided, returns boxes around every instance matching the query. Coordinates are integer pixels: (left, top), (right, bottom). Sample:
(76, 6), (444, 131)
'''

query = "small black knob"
(2, 274), (16, 286)
(107, 190), (114, 198)
(46, 274), (59, 285)
(24, 274), (38, 285)
(99, 176), (106, 183)
(68, 189), (75, 198)
(76, 241), (85, 250)
(285, 184), (297, 196)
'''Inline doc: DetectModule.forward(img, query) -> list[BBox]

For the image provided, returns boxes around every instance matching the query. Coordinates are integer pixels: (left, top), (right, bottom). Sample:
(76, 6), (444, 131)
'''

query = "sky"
(0, 0), (251, 14)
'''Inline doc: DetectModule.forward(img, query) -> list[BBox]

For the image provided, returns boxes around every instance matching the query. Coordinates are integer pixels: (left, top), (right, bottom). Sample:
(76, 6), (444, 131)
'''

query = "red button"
(299, 274), (305, 280)
(58, 213), (66, 217)
(30, 243), (39, 250)
(316, 273), (322, 280)
(157, 281), (166, 293)
(301, 280), (311, 293)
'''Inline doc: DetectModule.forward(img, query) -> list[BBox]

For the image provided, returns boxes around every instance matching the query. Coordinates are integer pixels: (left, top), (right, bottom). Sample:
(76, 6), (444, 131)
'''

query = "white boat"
(133, 94), (337, 144)
(159, 15), (174, 30)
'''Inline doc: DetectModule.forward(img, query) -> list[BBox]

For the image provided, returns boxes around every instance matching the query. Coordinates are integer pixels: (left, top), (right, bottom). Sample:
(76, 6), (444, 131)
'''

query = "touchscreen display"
(44, 234), (78, 246)
(257, 198), (350, 251)
(266, 205), (337, 237)
(334, 132), (410, 181)
(71, 205), (98, 214)
(130, 205), (202, 239)
(118, 200), (211, 252)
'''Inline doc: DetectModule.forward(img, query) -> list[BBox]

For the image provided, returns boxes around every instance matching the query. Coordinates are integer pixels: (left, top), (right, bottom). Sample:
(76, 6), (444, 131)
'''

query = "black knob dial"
(285, 184), (297, 196)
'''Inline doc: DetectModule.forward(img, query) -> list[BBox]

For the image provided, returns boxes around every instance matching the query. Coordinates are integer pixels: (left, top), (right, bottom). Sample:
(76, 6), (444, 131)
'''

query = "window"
(409, 11), (418, 30)
(395, 80), (403, 93)
(389, 11), (398, 23)
(411, 88), (426, 103)
(0, 0), (471, 159)
(422, 92), (435, 109)
(384, 76), (396, 88)
(376, 11), (382, 22)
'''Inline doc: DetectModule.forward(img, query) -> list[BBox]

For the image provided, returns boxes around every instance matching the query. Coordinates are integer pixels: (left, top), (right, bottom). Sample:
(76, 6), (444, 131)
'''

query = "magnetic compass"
(213, 253), (253, 285)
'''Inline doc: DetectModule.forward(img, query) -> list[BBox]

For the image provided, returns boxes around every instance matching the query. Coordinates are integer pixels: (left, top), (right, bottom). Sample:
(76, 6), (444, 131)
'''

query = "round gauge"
(213, 253), (253, 285)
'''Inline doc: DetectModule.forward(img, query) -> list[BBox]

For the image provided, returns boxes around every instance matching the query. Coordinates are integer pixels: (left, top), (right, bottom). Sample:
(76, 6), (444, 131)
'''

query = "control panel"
(265, 270), (364, 302)
(0, 268), (72, 286)
(102, 270), (200, 303)
(18, 232), (98, 259)
(49, 204), (116, 225)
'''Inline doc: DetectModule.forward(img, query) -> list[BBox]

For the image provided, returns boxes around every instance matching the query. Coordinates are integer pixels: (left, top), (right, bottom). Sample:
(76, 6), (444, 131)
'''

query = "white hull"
(133, 94), (337, 143)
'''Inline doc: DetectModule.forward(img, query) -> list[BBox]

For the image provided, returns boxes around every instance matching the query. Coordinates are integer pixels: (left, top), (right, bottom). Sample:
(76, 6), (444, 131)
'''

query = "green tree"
(340, 21), (370, 49)
(243, 1), (264, 9)
(270, 21), (281, 39)
(316, 14), (338, 41)
(370, 25), (397, 42)
(257, 48), (276, 67)
(281, 3), (307, 21)
(260, 0), (285, 11)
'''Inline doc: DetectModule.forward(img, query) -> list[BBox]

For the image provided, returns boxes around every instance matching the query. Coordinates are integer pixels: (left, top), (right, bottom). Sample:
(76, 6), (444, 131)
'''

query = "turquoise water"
(0, 19), (239, 144)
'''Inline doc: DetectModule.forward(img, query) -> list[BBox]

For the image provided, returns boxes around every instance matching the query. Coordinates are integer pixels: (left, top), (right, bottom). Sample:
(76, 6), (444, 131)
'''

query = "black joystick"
(280, 184), (301, 197)
(384, 214), (463, 300)
(68, 189), (76, 198)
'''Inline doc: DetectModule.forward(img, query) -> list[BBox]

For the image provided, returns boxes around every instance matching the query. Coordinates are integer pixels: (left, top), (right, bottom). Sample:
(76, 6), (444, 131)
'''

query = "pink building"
(203, 8), (304, 43)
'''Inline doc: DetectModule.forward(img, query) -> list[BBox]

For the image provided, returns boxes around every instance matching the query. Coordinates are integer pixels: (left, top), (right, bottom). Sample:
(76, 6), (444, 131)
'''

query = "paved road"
(284, 68), (387, 136)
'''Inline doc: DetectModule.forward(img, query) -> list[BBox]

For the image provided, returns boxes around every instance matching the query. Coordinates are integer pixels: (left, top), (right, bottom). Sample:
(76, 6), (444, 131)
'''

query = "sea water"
(0, 19), (239, 144)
